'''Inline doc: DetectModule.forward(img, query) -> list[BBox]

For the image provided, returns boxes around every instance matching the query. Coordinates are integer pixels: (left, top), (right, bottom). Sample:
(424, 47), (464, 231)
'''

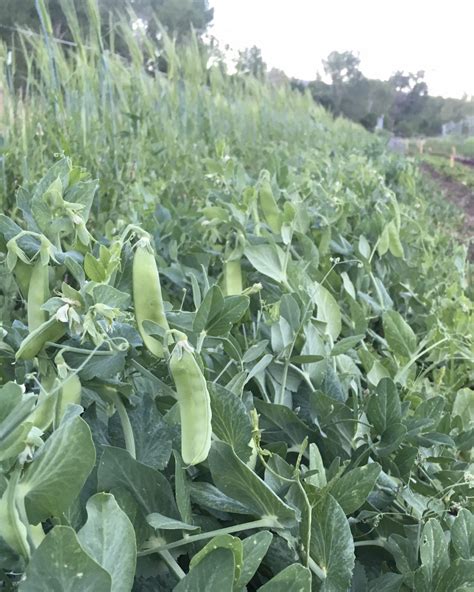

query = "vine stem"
(308, 557), (326, 581)
(160, 550), (186, 580)
(138, 518), (278, 557)
(354, 538), (387, 549)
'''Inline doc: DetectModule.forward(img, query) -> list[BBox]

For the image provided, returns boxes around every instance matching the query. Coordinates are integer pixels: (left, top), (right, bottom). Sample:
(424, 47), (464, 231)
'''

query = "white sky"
(209, 0), (474, 99)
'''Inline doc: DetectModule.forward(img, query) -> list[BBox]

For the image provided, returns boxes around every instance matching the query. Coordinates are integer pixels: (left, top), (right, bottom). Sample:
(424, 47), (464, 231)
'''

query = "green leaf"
(245, 243), (287, 284)
(329, 464), (381, 514)
(146, 512), (198, 531)
(452, 388), (474, 430)
(237, 531), (273, 589)
(92, 284), (131, 310)
(174, 451), (193, 524)
(306, 443), (327, 488)
(312, 283), (342, 340)
(19, 526), (111, 592)
(419, 519), (449, 589)
(77, 493), (136, 592)
(257, 563), (311, 591)
(451, 509), (474, 560)
(331, 334), (364, 356)
(84, 253), (107, 282)
(254, 399), (313, 446)
(209, 384), (252, 462)
(280, 294), (301, 332)
(208, 442), (296, 527)
(367, 378), (401, 434)
(382, 311), (416, 358)
(190, 534), (243, 588)
(193, 286), (249, 336)
(97, 446), (178, 519)
(190, 482), (253, 515)
(435, 558), (474, 592)
(18, 416), (95, 524)
(193, 285), (224, 333)
(310, 494), (355, 591)
(174, 547), (235, 592)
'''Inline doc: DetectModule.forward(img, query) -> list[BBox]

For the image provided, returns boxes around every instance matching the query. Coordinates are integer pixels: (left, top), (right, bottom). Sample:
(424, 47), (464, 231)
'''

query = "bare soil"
(421, 163), (474, 260)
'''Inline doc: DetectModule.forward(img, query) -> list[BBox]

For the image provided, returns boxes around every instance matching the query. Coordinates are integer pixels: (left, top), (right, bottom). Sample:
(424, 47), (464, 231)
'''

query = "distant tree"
(236, 45), (266, 79)
(0, 0), (213, 45)
(322, 50), (362, 115)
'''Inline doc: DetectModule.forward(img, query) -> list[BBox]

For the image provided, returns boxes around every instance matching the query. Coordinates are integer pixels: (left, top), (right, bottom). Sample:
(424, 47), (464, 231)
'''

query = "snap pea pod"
(259, 179), (282, 234)
(13, 260), (32, 299)
(16, 317), (67, 361)
(27, 260), (49, 331)
(169, 338), (212, 466)
(223, 259), (243, 296)
(132, 238), (170, 358)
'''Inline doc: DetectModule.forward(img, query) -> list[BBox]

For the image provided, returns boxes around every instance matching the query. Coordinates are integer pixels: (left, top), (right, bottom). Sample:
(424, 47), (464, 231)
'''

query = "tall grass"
(0, 0), (370, 226)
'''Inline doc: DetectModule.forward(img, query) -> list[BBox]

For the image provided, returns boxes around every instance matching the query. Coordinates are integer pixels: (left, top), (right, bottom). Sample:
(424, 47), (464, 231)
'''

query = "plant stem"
(138, 517), (278, 557)
(354, 538), (387, 549)
(160, 550), (186, 580)
(308, 557), (326, 581)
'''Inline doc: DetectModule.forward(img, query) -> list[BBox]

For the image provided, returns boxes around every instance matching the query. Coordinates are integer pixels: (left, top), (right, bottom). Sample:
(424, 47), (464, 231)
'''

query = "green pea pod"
(259, 179), (282, 234)
(16, 317), (67, 361)
(169, 338), (212, 466)
(133, 238), (170, 358)
(55, 374), (81, 426)
(13, 260), (32, 299)
(28, 260), (49, 331)
(223, 259), (243, 296)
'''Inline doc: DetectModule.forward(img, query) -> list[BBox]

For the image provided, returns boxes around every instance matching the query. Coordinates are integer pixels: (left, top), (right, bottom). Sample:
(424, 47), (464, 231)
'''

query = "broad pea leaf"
(435, 558), (474, 591)
(174, 547), (235, 592)
(419, 518), (449, 589)
(382, 311), (416, 358)
(245, 243), (287, 284)
(328, 463), (381, 514)
(254, 399), (313, 446)
(209, 384), (252, 462)
(147, 512), (198, 531)
(97, 446), (178, 519)
(310, 494), (354, 592)
(190, 482), (253, 515)
(78, 493), (136, 592)
(208, 442), (296, 527)
(367, 378), (401, 434)
(258, 563), (311, 591)
(193, 285), (249, 335)
(238, 531), (273, 589)
(19, 526), (111, 592)
(108, 394), (173, 470)
(190, 534), (243, 588)
(312, 283), (342, 340)
(451, 509), (474, 559)
(19, 415), (95, 524)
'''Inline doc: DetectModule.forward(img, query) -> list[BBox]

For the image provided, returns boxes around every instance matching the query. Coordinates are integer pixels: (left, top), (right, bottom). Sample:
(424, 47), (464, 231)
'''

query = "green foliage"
(0, 4), (473, 591)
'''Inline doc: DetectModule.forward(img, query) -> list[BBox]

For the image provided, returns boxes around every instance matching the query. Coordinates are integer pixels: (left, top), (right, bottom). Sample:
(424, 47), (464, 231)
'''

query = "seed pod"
(16, 317), (67, 361)
(169, 338), (212, 466)
(223, 259), (243, 296)
(55, 374), (81, 426)
(28, 260), (49, 331)
(13, 260), (32, 299)
(133, 238), (170, 358)
(259, 179), (282, 234)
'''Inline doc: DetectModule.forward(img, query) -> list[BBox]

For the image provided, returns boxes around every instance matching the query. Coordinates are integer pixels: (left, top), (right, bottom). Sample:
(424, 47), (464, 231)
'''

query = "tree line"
(1, 1), (472, 137)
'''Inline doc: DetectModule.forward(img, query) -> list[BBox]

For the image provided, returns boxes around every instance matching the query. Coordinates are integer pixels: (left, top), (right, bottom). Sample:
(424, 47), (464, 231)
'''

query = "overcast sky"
(209, 0), (473, 99)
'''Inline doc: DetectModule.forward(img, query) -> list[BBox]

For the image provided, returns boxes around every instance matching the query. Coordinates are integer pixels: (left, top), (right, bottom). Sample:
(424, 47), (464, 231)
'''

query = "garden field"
(0, 3), (473, 591)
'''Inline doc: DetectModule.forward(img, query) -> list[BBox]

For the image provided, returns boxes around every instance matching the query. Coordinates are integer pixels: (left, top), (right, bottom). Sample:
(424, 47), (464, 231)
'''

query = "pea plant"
(0, 151), (472, 592)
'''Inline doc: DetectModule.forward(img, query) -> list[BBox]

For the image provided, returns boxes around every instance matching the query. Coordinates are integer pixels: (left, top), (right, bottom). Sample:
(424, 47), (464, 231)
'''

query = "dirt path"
(421, 163), (474, 260)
